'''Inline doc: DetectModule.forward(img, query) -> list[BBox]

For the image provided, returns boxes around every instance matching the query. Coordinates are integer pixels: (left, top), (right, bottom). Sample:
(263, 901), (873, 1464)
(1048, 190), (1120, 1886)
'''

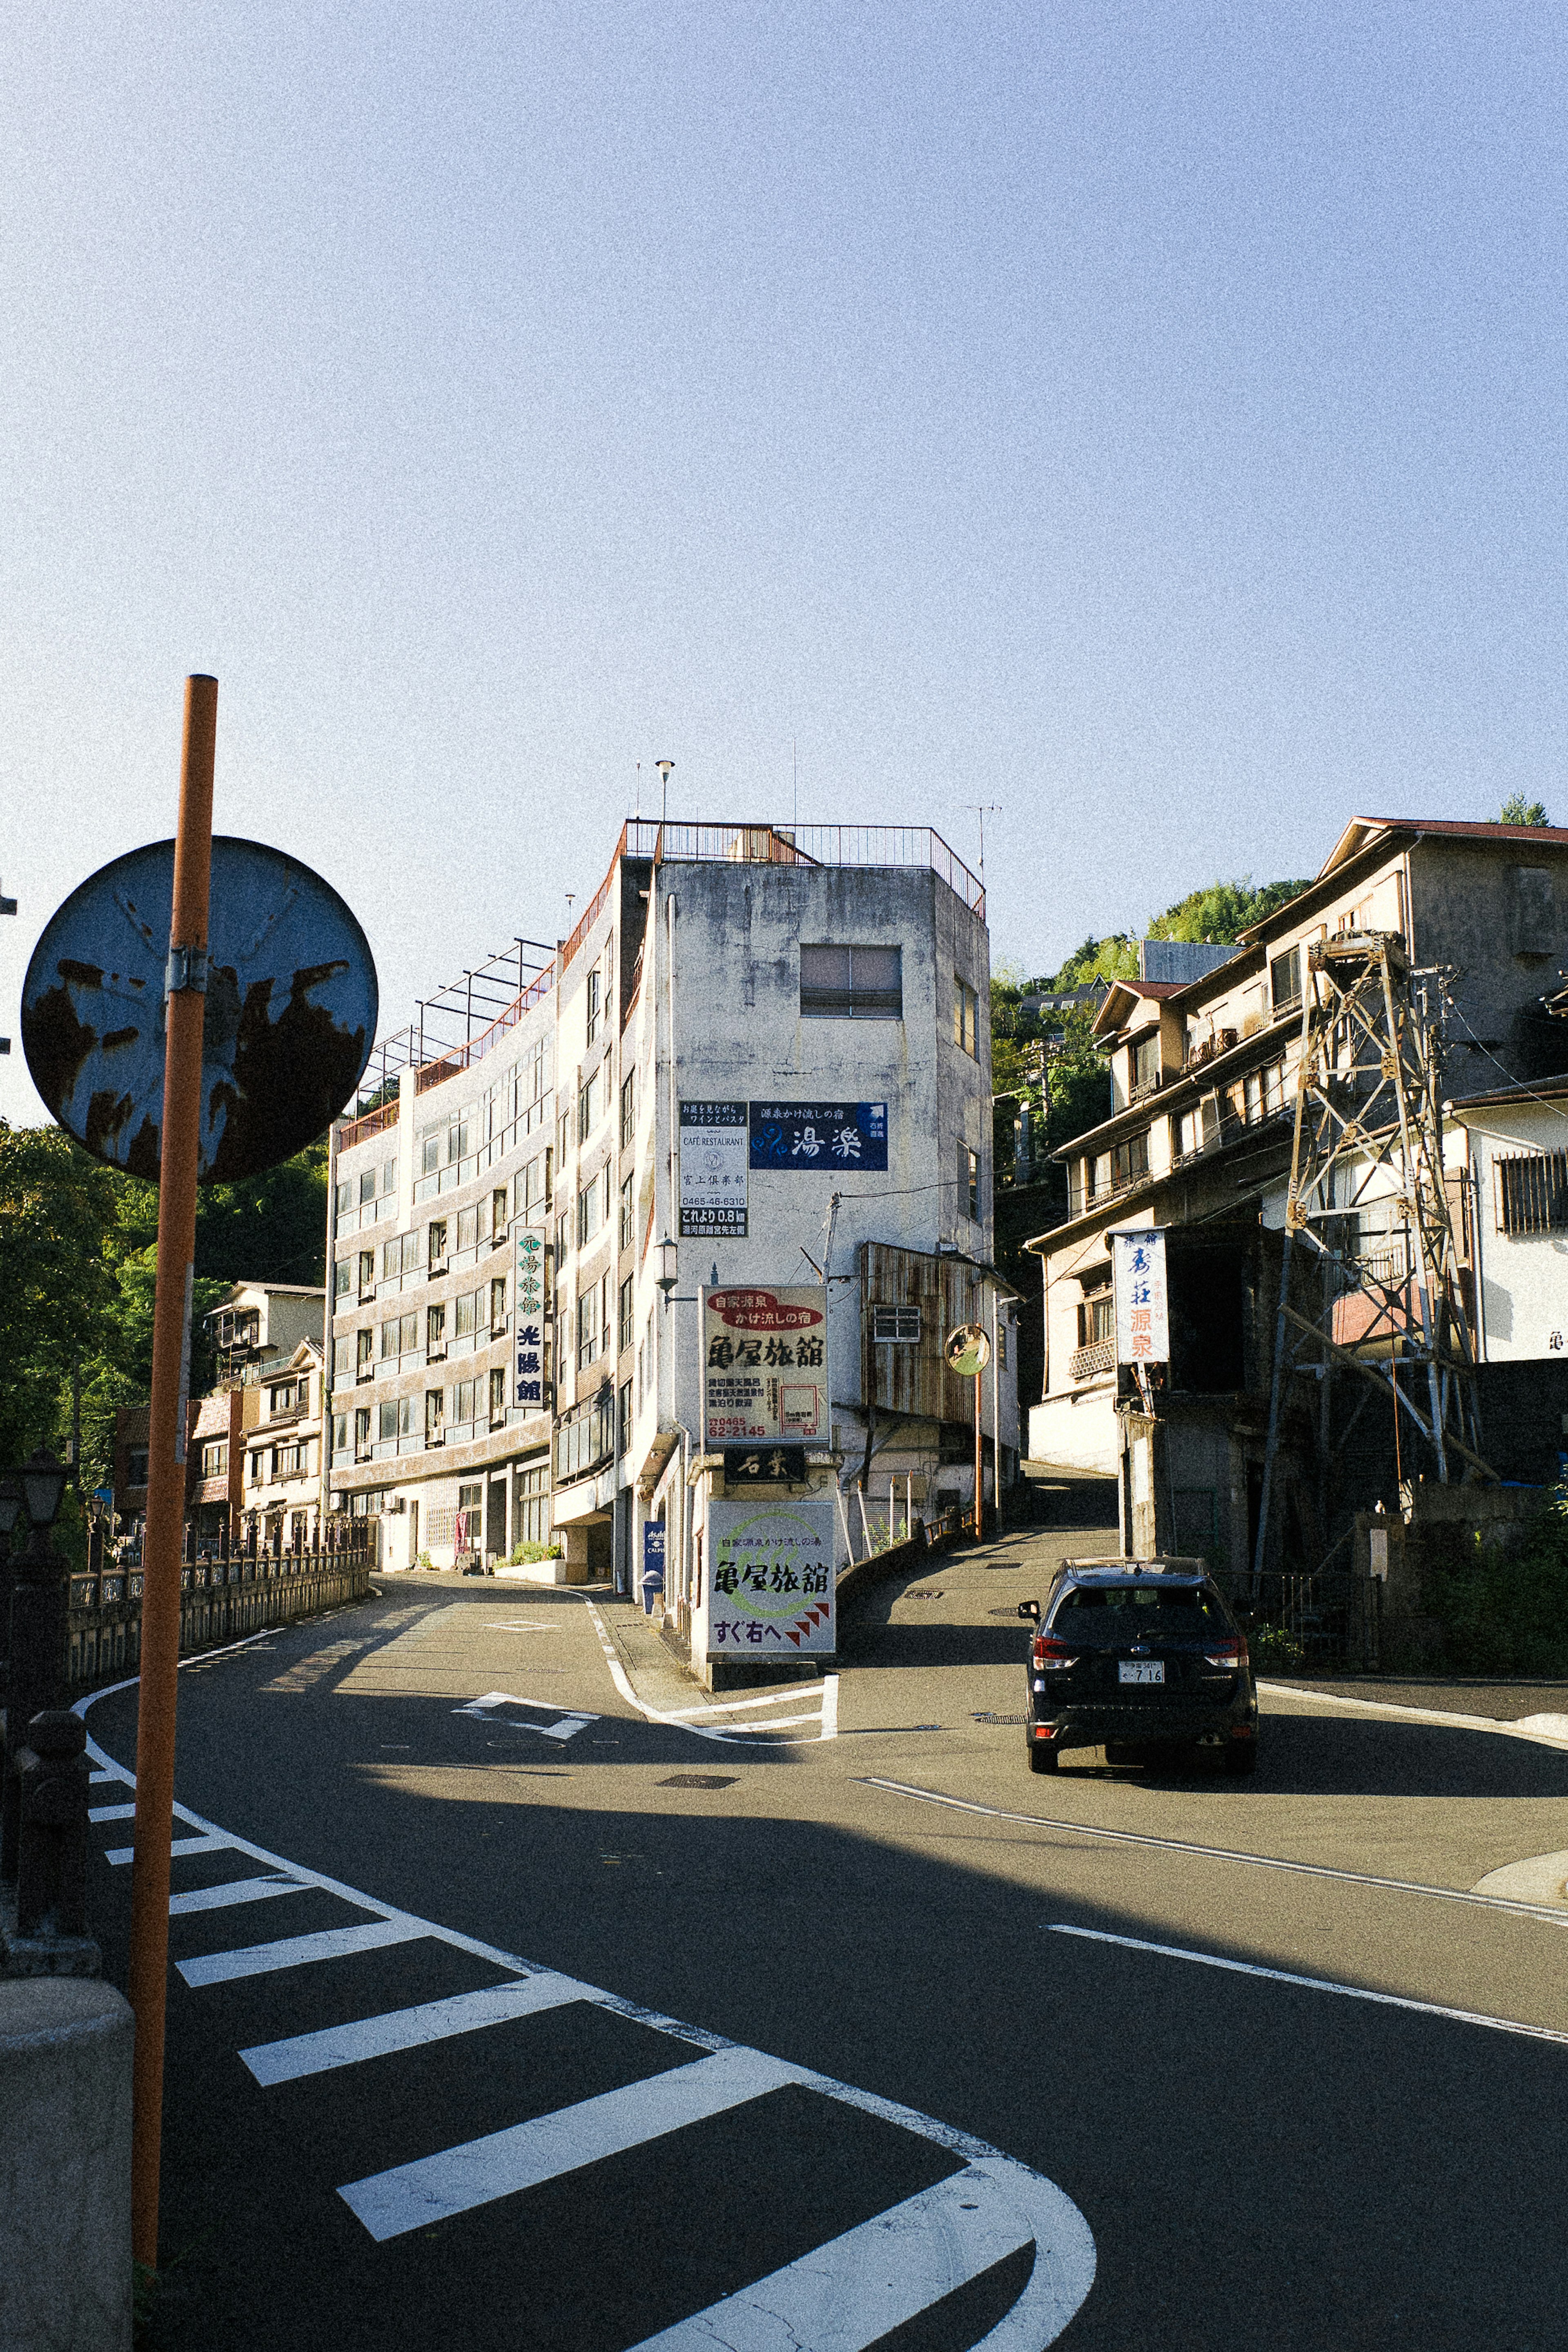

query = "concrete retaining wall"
(0, 1977), (133, 2352)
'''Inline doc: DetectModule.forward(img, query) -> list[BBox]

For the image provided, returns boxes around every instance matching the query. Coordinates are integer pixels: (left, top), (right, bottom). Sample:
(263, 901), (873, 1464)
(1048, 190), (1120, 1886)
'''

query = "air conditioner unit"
(388, 1497), (407, 1514)
(1242, 1012), (1263, 1038)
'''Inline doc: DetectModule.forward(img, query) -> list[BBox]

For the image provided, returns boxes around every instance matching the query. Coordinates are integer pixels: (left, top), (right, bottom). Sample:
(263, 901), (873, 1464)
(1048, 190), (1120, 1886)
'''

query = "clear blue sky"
(6, 3), (1568, 1123)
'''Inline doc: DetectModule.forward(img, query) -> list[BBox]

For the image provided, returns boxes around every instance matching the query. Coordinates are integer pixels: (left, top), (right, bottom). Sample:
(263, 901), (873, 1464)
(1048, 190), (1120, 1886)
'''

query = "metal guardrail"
(65, 1545), (374, 1691)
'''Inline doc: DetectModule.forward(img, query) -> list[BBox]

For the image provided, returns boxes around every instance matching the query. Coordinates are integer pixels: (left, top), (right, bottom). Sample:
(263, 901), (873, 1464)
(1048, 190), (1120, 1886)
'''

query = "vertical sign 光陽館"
(706, 1497), (836, 1659)
(1113, 1229), (1169, 1365)
(703, 1287), (826, 1448)
(515, 1226), (546, 1407)
(680, 1100), (748, 1236)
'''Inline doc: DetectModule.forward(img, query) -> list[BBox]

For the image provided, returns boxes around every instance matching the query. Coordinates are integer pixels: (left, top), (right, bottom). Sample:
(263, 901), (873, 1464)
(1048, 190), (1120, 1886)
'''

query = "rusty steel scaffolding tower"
(1252, 930), (1492, 1588)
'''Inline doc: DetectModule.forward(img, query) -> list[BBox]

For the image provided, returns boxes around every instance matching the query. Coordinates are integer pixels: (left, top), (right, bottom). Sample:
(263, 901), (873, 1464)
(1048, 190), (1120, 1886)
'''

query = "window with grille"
(1111, 1130), (1150, 1187)
(1496, 1150), (1568, 1235)
(800, 944), (903, 1019)
(1270, 946), (1302, 1013)
(872, 1306), (920, 1342)
(1131, 1032), (1160, 1092)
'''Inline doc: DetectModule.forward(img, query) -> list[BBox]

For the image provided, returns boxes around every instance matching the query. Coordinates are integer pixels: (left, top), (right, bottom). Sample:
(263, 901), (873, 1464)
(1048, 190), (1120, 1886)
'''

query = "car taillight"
(1204, 1637), (1247, 1668)
(1031, 1635), (1078, 1669)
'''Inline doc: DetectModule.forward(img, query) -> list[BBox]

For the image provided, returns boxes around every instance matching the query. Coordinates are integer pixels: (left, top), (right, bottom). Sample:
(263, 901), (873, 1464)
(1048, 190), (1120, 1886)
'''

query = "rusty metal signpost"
(944, 1321), (991, 1540)
(21, 676), (377, 2269)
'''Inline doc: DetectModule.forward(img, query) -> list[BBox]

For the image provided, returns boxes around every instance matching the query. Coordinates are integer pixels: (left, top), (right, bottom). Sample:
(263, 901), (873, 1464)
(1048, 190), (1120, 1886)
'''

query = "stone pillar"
(0, 1977), (134, 2352)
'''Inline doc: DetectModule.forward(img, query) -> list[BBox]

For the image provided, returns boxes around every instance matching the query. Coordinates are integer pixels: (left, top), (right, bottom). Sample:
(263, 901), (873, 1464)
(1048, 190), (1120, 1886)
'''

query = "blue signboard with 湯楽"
(748, 1101), (887, 1172)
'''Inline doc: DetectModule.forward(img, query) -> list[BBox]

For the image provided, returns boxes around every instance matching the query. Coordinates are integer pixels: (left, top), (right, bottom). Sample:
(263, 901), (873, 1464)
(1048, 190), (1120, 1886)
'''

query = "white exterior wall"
(1454, 1101), (1568, 1361)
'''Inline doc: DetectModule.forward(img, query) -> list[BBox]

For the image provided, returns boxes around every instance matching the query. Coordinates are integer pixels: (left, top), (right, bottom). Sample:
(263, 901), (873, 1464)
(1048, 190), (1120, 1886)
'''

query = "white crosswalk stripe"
(340, 2047), (802, 2241)
(168, 1875), (309, 1917)
(177, 1917), (429, 1986)
(240, 1975), (586, 2086)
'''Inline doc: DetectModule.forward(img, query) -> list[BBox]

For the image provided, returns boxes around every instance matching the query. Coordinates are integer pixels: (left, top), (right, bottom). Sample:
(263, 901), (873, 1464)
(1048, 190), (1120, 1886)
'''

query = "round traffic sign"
(22, 836), (377, 1183)
(944, 1321), (991, 1376)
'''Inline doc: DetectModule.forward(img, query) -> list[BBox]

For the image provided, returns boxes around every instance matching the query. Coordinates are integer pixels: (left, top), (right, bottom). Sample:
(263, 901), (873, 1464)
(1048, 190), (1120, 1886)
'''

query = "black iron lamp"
(20, 1450), (67, 1530)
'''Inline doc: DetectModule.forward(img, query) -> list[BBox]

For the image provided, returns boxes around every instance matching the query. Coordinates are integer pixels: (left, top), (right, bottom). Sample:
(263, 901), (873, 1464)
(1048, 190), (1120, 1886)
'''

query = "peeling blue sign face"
(22, 837), (377, 1184)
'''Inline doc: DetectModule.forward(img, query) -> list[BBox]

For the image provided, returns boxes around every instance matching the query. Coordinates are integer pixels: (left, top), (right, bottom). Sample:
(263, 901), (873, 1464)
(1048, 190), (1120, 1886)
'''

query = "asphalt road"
(80, 1506), (1568, 2352)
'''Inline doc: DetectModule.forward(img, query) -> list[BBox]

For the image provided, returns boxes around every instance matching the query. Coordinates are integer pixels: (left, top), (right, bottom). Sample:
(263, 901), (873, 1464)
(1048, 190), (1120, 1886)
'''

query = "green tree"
(1500, 793), (1550, 827)
(0, 1122), (118, 1464)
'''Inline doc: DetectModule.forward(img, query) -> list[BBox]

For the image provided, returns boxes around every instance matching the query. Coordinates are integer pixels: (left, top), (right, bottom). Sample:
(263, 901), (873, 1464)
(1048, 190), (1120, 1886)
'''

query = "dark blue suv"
(1019, 1557), (1258, 1776)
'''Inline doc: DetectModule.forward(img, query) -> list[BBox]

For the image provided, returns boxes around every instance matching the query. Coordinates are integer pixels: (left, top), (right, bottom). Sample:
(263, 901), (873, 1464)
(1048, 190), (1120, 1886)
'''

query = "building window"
(425, 1389), (445, 1444)
(457, 1205), (478, 1252)
(953, 976), (980, 1056)
(490, 1276), (508, 1332)
(1111, 1131), (1150, 1188)
(356, 1327), (374, 1376)
(492, 1186), (509, 1236)
(620, 1071), (636, 1147)
(555, 1386), (616, 1482)
(871, 1306), (920, 1342)
(959, 1144), (981, 1221)
(998, 1318), (1008, 1369)
(1131, 1032), (1160, 1093)
(514, 1458), (550, 1546)
(1077, 1294), (1114, 1348)
(619, 1274), (635, 1354)
(334, 1259), (351, 1299)
(428, 1219), (449, 1272)
(523, 1152), (550, 1214)
(335, 1179), (352, 1216)
(384, 1157), (398, 1194)
(332, 1413), (347, 1461)
(452, 1376), (479, 1426)
(489, 1368), (506, 1423)
(577, 1276), (607, 1370)
(381, 1310), (418, 1359)
(800, 944), (903, 1020)
(200, 1440), (227, 1478)
(358, 1250), (376, 1296)
(619, 1172), (634, 1252)
(379, 1397), (413, 1443)
(577, 1168), (608, 1250)
(618, 1379), (632, 1456)
(1496, 1150), (1568, 1235)
(577, 1068), (600, 1143)
(359, 1168), (376, 1206)
(1270, 946), (1302, 1014)
(268, 1380), (298, 1415)
(354, 1408), (372, 1458)
(427, 1303), (447, 1355)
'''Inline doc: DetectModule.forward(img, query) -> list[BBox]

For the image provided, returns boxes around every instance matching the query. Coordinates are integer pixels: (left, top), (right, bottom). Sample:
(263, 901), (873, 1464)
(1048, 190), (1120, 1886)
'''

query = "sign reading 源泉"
(1113, 1229), (1169, 1365)
(703, 1287), (826, 1448)
(514, 1225), (547, 1408)
(748, 1102), (888, 1172)
(724, 1443), (807, 1486)
(706, 1497), (835, 1658)
(680, 1101), (748, 1236)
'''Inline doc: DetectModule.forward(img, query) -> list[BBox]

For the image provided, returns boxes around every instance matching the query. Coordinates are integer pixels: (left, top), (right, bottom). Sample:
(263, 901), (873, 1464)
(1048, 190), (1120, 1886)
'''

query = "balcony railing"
(1068, 1336), (1116, 1381)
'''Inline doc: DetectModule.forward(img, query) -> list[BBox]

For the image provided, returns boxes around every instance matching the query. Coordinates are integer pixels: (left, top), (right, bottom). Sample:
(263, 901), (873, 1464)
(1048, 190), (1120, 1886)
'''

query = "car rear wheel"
(1224, 1740), (1258, 1777)
(1027, 1735), (1059, 1773)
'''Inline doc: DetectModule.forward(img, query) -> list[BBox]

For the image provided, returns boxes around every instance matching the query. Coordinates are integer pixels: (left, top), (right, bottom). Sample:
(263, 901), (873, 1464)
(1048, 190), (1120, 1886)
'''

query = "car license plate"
(1118, 1660), (1165, 1685)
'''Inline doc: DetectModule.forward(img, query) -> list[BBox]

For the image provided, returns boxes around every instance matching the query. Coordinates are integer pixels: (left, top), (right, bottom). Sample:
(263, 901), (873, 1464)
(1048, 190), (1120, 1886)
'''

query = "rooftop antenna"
(635, 760), (641, 820)
(967, 804), (1001, 887)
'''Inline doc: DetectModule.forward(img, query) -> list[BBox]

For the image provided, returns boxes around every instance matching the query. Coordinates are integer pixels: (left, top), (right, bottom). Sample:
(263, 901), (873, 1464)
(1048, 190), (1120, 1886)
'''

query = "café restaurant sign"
(702, 1286), (826, 1449)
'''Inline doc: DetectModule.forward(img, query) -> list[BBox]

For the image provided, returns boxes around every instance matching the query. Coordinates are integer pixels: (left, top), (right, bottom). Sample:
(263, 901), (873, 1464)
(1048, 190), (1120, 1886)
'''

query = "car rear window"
(1051, 1584), (1229, 1632)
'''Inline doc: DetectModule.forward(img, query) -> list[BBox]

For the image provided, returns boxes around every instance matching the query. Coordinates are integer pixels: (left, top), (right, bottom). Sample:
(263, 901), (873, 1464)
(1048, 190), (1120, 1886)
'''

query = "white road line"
(628, 2160), (1091, 2352)
(664, 1687), (828, 1718)
(862, 1776), (1568, 1929)
(78, 1656), (1096, 2346)
(89, 1804), (138, 1822)
(105, 1835), (238, 1867)
(822, 1672), (840, 1741)
(581, 1599), (834, 1744)
(1046, 1923), (1568, 2047)
(177, 1917), (428, 1987)
(89, 1768), (117, 1784)
(451, 1690), (597, 1739)
(168, 1875), (309, 1916)
(339, 2047), (808, 2241)
(1258, 1679), (1568, 1751)
(240, 1974), (585, 2086)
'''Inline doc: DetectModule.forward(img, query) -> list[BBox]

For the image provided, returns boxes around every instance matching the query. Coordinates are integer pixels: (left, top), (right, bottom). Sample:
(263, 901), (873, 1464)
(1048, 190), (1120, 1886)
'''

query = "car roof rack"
(1062, 1555), (1208, 1577)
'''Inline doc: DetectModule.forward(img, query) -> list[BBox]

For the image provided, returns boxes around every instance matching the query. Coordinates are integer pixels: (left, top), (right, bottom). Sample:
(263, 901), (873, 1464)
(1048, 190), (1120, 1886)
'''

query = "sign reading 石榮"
(706, 1497), (836, 1658)
(679, 1100), (748, 1236)
(514, 1225), (547, 1409)
(703, 1287), (826, 1448)
(748, 1101), (888, 1172)
(1113, 1229), (1169, 1365)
